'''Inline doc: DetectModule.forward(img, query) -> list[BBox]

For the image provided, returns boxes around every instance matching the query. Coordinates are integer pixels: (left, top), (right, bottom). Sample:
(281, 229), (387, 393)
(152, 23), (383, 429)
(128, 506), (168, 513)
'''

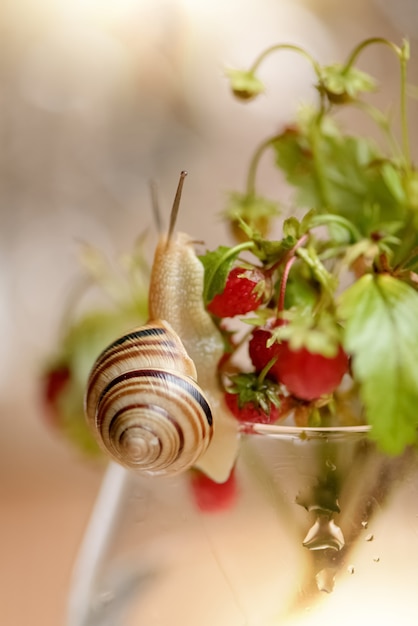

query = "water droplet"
(303, 513), (345, 551)
(361, 520), (368, 529)
(101, 591), (113, 601)
(96, 590), (114, 609)
(347, 564), (355, 574)
(365, 533), (374, 542)
(325, 459), (336, 471)
(296, 485), (340, 514)
(315, 568), (336, 593)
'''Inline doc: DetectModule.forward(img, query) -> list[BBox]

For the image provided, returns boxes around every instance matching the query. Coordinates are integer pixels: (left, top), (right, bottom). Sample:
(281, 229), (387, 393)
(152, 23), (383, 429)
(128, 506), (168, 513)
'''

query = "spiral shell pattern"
(85, 321), (213, 474)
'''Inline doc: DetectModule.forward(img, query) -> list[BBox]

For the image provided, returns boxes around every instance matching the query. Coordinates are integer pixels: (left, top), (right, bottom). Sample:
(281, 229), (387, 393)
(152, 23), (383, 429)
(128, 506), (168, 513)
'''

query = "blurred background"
(0, 0), (417, 624)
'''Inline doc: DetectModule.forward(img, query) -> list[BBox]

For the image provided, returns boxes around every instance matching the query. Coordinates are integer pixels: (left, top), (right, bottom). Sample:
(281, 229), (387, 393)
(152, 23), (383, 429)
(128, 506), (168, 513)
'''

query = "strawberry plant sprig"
(41, 241), (149, 458)
(200, 37), (418, 453)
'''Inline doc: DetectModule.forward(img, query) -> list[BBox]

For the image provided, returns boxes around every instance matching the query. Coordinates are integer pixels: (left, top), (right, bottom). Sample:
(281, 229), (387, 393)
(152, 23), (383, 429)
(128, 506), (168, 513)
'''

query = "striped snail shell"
(85, 320), (214, 474)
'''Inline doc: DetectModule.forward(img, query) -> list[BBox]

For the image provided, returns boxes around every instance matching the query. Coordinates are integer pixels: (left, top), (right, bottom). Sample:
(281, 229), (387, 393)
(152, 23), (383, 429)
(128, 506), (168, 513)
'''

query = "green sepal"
(223, 191), (280, 240)
(317, 63), (376, 103)
(225, 68), (265, 101)
(226, 372), (281, 415)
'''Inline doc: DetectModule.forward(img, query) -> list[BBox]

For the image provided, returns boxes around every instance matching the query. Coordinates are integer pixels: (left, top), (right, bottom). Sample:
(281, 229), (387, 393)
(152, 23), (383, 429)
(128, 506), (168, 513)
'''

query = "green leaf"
(284, 271), (319, 310)
(381, 162), (406, 203)
(199, 246), (242, 305)
(272, 126), (407, 237)
(338, 274), (418, 454)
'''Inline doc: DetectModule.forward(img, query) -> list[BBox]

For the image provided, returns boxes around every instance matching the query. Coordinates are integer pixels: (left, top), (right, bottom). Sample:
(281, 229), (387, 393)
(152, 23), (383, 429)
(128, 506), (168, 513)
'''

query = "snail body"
(85, 174), (238, 481)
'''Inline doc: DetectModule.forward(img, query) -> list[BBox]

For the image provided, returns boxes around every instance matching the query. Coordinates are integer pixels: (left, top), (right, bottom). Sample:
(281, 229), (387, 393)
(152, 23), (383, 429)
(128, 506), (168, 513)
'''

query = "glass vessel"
(67, 424), (418, 626)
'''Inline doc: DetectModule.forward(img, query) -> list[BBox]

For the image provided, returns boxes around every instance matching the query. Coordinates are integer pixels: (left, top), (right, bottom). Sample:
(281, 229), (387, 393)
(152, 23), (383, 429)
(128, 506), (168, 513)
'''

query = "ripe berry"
(248, 325), (278, 375)
(274, 342), (349, 401)
(189, 469), (237, 513)
(224, 390), (280, 424)
(249, 325), (349, 401)
(207, 266), (270, 318)
(41, 365), (71, 427)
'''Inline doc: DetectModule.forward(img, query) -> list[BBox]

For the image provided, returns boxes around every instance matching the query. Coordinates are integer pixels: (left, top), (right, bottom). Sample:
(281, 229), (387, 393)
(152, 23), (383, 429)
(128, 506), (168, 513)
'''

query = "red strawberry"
(248, 325), (279, 375)
(41, 365), (71, 427)
(224, 390), (280, 424)
(273, 343), (349, 401)
(249, 324), (349, 401)
(223, 369), (283, 427)
(207, 266), (270, 318)
(190, 469), (237, 512)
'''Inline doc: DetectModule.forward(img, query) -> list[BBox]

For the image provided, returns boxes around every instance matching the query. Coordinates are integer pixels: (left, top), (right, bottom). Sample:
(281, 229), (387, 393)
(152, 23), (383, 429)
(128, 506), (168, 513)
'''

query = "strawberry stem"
(258, 356), (278, 385)
(341, 37), (403, 75)
(249, 43), (321, 79)
(341, 38), (411, 171)
(278, 256), (296, 314)
(246, 135), (281, 196)
(310, 214), (362, 243)
(277, 234), (310, 313)
(399, 41), (411, 170)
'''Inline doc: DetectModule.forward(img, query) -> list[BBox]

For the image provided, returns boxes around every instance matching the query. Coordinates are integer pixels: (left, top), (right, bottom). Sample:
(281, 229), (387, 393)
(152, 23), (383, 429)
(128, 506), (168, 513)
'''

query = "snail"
(85, 172), (238, 481)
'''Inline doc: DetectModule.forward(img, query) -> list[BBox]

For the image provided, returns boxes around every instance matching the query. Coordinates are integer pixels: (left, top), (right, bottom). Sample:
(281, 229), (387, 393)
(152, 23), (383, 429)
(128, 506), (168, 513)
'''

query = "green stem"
(399, 43), (411, 170)
(392, 216), (418, 268)
(246, 135), (280, 196)
(278, 256), (297, 314)
(341, 38), (411, 168)
(277, 234), (309, 312)
(296, 246), (335, 298)
(249, 43), (321, 79)
(257, 356), (278, 386)
(350, 100), (401, 158)
(244, 44), (327, 198)
(310, 117), (332, 209)
(310, 214), (363, 242)
(342, 37), (402, 75)
(394, 244), (418, 271)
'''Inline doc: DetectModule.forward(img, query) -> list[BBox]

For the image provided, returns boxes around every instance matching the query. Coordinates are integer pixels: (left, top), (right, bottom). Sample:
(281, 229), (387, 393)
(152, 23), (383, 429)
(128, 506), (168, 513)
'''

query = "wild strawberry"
(223, 370), (282, 425)
(189, 469), (237, 512)
(224, 391), (280, 424)
(274, 342), (349, 401)
(249, 324), (349, 401)
(207, 266), (270, 318)
(248, 325), (279, 376)
(41, 365), (71, 427)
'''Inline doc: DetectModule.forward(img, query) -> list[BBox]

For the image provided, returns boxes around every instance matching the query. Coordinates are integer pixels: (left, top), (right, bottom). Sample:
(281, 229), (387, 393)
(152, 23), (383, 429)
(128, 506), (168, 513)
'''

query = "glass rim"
(242, 423), (371, 438)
